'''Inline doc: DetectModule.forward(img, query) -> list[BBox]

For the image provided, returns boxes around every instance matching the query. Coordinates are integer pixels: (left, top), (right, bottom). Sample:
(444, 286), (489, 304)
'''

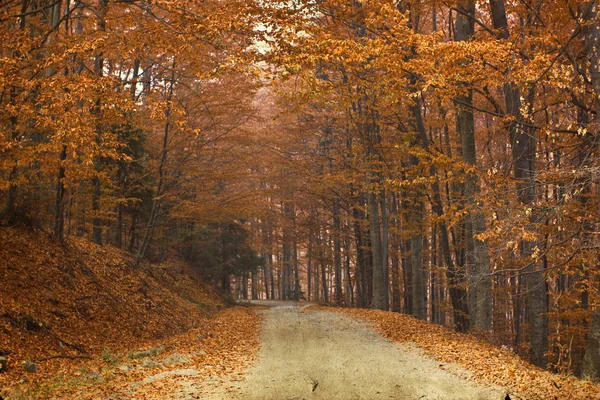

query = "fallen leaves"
(316, 306), (600, 400)
(4, 306), (260, 399)
(0, 226), (252, 399)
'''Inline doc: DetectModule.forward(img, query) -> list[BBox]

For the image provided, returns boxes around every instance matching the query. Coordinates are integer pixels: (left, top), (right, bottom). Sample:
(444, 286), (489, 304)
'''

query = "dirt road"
(202, 301), (505, 400)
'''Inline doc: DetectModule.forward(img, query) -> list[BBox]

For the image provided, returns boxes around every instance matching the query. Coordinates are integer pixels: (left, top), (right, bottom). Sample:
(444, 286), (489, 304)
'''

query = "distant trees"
(3, 0), (600, 378)
(242, 0), (600, 377)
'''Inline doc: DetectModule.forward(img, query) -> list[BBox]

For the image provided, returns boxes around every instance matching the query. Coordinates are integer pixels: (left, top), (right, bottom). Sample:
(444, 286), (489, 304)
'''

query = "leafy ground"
(6, 306), (260, 399)
(0, 227), (261, 399)
(320, 306), (600, 400)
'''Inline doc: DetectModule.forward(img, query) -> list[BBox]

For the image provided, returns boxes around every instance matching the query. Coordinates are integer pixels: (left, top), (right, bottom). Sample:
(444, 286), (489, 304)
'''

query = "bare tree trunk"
(431, 223), (437, 323)
(410, 199), (426, 320)
(320, 230), (329, 303)
(368, 185), (385, 310)
(91, 0), (108, 245)
(584, 309), (600, 380)
(455, 0), (492, 331)
(262, 253), (270, 300)
(333, 198), (343, 305)
(401, 237), (412, 314)
(352, 191), (371, 307)
(136, 65), (175, 263)
(270, 251), (275, 300)
(54, 145), (67, 240)
(262, 219), (272, 299)
(390, 194), (402, 313)
(380, 190), (390, 307)
(410, 93), (469, 330)
(293, 234), (300, 300)
(344, 233), (353, 306)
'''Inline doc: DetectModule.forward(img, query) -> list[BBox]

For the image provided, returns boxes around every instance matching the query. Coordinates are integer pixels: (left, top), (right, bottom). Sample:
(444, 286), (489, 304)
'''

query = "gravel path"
(201, 300), (505, 400)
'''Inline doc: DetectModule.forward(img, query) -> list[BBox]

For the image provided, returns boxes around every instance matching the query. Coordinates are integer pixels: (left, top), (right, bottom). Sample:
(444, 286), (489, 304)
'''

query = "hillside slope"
(0, 227), (224, 392)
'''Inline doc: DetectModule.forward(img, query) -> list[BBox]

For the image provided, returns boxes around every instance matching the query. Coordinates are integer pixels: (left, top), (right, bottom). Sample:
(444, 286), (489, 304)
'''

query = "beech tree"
(3, 0), (600, 378)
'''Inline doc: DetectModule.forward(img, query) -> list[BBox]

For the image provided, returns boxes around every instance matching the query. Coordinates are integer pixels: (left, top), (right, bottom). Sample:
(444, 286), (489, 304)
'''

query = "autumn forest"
(2, 0), (600, 396)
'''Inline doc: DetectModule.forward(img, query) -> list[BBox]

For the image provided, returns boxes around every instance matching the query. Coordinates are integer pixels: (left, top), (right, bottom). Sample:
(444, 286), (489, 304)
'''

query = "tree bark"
(91, 0), (108, 245)
(54, 145), (67, 240)
(490, 0), (547, 364)
(136, 65), (175, 263)
(581, 0), (600, 377)
(333, 198), (343, 305)
(344, 233), (354, 306)
(410, 94), (469, 330)
(307, 228), (313, 301)
(319, 227), (329, 303)
(410, 198), (426, 320)
(455, 0), (492, 331)
(352, 192), (371, 307)
(380, 190), (390, 307)
(368, 185), (385, 310)
(583, 309), (600, 380)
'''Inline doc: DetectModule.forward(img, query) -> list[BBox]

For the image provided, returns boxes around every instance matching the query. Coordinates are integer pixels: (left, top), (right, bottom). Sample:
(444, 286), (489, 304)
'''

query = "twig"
(36, 355), (92, 362)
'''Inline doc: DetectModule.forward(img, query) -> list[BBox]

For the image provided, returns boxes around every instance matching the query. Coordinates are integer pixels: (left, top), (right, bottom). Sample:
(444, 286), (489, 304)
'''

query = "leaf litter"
(317, 306), (600, 400)
(0, 227), (261, 399)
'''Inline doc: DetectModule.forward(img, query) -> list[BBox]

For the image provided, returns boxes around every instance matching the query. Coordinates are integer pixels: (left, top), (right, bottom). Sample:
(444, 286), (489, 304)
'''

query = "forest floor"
(7, 300), (505, 400)
(0, 227), (260, 399)
(5, 294), (600, 399)
(2, 224), (600, 400)
(4, 306), (261, 400)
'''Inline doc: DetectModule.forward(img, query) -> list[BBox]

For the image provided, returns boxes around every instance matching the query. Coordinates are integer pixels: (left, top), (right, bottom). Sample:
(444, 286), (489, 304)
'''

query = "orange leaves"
(324, 306), (600, 400)
(0, 226), (235, 398)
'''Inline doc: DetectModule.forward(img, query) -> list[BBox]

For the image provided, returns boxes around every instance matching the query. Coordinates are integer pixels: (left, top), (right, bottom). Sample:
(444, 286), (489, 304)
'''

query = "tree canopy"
(2, 0), (600, 378)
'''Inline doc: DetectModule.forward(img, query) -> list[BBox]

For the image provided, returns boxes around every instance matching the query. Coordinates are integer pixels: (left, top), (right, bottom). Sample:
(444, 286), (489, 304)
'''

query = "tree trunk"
(583, 309), (600, 380)
(54, 145), (67, 241)
(293, 234), (300, 300)
(307, 229), (313, 301)
(401, 237), (412, 314)
(320, 228), (329, 303)
(270, 252), (275, 300)
(344, 234), (354, 306)
(368, 186), (385, 310)
(380, 190), (390, 307)
(136, 65), (175, 263)
(1, 85), (20, 224)
(455, 0), (492, 331)
(410, 93), (469, 331)
(91, 0), (108, 245)
(333, 198), (343, 305)
(410, 200), (426, 320)
(581, 0), (600, 377)
(390, 194), (402, 313)
(352, 192), (371, 307)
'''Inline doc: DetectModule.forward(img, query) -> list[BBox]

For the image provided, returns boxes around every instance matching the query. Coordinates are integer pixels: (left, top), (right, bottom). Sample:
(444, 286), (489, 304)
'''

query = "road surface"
(194, 301), (504, 400)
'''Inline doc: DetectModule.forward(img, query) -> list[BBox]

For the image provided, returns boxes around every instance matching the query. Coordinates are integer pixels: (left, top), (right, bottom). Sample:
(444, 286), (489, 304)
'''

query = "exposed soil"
(203, 301), (506, 400)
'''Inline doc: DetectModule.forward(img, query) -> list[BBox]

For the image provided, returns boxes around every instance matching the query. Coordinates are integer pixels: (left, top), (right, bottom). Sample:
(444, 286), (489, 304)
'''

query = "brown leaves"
(321, 306), (600, 400)
(0, 226), (242, 398)
(3, 306), (260, 399)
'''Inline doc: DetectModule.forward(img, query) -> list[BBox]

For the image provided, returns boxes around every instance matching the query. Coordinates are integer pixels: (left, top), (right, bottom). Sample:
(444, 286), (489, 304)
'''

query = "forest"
(2, 0), (600, 391)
